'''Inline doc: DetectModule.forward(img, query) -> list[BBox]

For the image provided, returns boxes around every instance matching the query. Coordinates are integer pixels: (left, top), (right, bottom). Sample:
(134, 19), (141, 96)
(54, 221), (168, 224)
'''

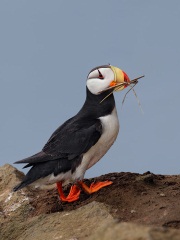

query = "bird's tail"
(13, 182), (25, 192)
(13, 179), (33, 192)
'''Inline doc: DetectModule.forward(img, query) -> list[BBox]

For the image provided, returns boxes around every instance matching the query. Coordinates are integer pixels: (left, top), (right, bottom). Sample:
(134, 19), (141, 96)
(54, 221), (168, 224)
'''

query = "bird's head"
(87, 65), (130, 95)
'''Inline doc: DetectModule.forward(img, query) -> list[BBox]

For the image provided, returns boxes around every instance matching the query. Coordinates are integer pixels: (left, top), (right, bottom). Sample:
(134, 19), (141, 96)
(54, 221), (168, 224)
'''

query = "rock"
(89, 222), (180, 240)
(1, 200), (113, 240)
(160, 193), (166, 197)
(0, 164), (32, 217)
(0, 164), (180, 240)
(130, 210), (136, 214)
(0, 164), (24, 192)
(136, 173), (155, 184)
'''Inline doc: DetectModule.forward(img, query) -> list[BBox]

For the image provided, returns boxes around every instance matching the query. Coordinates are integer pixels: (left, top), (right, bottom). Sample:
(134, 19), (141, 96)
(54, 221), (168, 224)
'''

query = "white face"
(87, 67), (114, 95)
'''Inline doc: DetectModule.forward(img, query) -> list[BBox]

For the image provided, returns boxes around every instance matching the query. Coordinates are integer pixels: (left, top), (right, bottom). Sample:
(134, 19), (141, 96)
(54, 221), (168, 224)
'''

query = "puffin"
(13, 65), (130, 202)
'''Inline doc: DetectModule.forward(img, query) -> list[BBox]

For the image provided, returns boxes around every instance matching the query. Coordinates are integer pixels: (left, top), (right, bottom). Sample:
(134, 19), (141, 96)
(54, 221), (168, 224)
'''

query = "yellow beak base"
(110, 65), (127, 91)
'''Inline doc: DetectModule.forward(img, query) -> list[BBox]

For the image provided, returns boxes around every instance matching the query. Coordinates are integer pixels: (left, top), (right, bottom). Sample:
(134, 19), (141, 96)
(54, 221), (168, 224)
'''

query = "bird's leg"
(78, 180), (113, 194)
(56, 182), (81, 202)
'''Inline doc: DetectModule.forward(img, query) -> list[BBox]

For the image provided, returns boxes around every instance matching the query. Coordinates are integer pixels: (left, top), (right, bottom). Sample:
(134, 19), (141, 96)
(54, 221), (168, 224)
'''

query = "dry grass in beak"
(99, 75), (144, 94)
(121, 82), (144, 114)
(100, 75), (145, 112)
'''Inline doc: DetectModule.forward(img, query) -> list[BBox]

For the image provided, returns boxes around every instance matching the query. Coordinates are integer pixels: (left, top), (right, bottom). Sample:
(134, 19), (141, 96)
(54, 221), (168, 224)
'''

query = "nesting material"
(99, 75), (144, 113)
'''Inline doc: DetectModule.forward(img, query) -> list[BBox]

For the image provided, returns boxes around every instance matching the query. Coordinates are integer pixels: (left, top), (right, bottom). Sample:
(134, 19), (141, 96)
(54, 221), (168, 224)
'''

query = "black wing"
(43, 117), (102, 159)
(14, 117), (102, 165)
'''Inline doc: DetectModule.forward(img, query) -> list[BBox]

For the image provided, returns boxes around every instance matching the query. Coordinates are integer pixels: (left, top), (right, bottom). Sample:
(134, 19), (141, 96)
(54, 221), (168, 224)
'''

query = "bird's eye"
(98, 69), (104, 79)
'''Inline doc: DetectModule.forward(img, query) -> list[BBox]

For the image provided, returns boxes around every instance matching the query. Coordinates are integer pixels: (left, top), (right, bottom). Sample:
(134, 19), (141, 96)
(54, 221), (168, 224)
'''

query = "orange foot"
(56, 182), (81, 202)
(78, 180), (113, 194)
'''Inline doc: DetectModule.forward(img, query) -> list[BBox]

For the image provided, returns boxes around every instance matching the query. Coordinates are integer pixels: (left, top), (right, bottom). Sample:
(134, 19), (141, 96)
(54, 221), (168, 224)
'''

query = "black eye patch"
(97, 69), (104, 79)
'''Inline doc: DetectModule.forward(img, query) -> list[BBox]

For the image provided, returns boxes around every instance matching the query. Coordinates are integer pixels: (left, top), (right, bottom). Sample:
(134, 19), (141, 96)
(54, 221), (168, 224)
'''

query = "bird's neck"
(77, 87), (115, 119)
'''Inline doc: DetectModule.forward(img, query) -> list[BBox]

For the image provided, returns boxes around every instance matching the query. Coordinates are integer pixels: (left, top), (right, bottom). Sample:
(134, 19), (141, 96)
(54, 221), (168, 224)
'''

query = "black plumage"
(13, 88), (115, 191)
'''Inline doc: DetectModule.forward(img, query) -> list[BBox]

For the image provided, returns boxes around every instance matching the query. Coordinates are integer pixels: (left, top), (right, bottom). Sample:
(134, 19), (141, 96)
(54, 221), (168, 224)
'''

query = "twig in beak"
(99, 75), (145, 107)
(122, 83), (138, 105)
(98, 75), (145, 94)
(99, 82), (127, 94)
(100, 90), (115, 103)
(130, 75), (145, 83)
(122, 82), (144, 114)
(132, 88), (144, 114)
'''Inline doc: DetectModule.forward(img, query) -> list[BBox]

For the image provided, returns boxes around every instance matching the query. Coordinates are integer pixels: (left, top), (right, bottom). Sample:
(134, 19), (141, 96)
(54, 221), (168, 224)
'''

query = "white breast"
(73, 107), (119, 180)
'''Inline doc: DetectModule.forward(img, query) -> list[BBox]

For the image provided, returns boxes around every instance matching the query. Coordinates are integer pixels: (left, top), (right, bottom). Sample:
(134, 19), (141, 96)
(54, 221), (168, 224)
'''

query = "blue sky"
(0, 1), (180, 178)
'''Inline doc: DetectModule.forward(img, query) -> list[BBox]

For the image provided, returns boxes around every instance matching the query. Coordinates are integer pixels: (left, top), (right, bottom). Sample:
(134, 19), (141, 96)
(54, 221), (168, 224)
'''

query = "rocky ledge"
(0, 164), (180, 240)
